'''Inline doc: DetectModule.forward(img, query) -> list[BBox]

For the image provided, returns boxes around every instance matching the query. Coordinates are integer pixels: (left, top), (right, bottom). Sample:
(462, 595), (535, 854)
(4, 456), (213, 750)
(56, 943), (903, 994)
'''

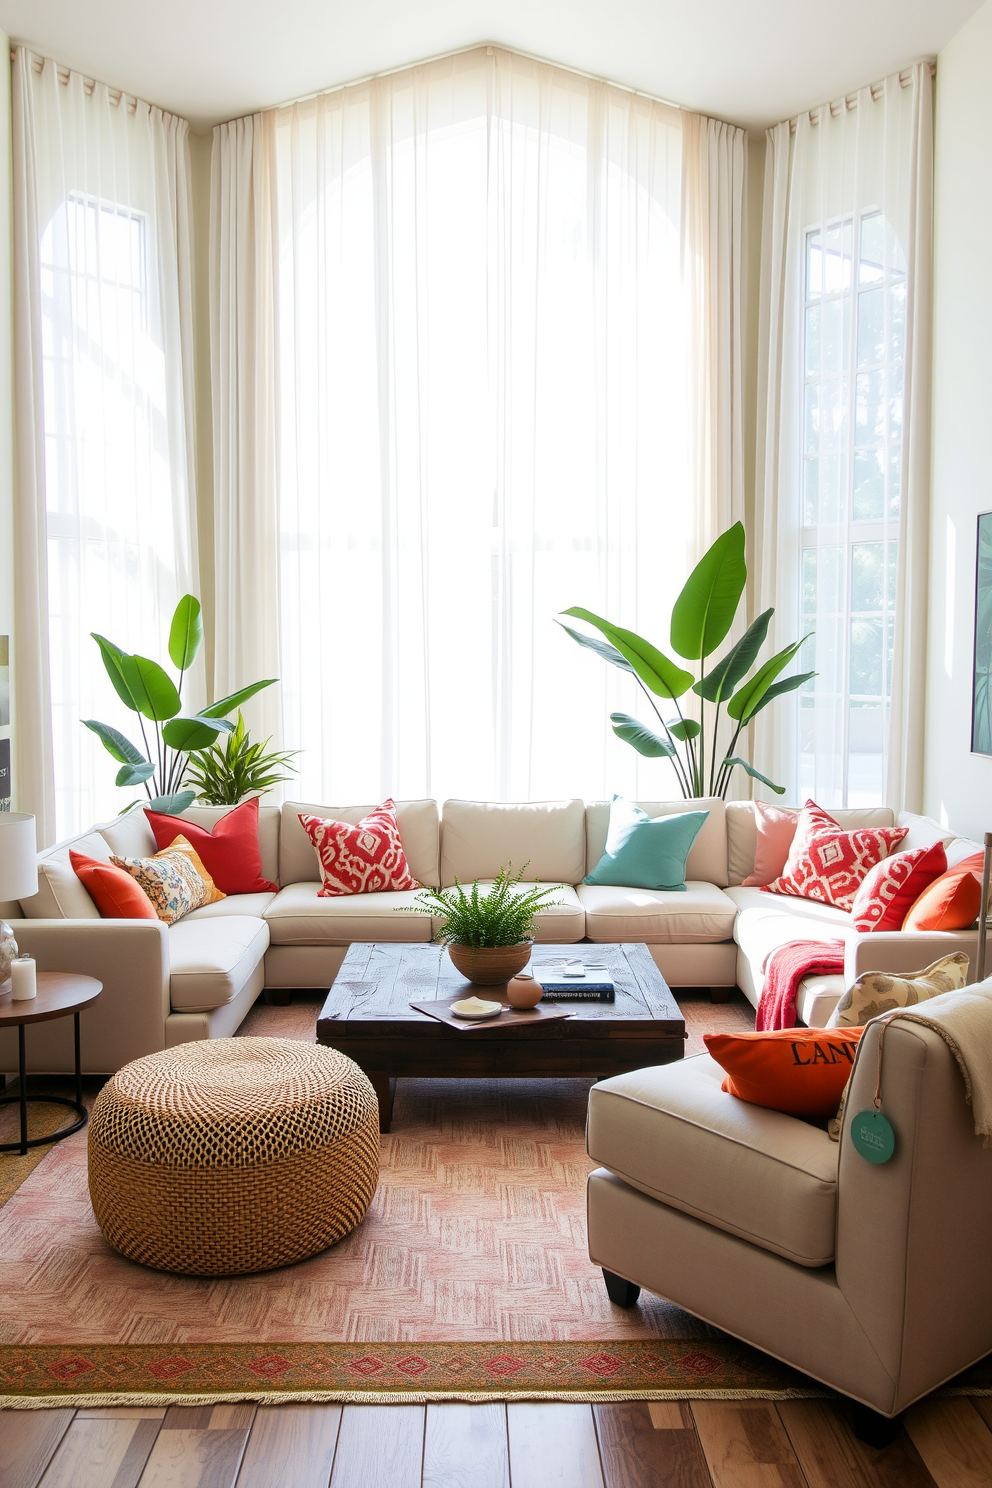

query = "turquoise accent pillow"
(584, 797), (709, 891)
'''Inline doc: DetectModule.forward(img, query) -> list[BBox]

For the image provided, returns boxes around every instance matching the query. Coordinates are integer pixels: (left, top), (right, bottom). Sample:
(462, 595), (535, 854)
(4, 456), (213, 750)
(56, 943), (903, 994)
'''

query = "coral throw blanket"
(756, 939), (846, 1031)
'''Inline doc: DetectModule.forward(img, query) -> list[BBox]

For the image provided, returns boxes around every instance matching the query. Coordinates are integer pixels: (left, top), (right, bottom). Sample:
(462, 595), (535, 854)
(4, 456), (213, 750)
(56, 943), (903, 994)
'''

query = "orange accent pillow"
(69, 850), (157, 919)
(903, 851), (984, 932)
(703, 1027), (865, 1120)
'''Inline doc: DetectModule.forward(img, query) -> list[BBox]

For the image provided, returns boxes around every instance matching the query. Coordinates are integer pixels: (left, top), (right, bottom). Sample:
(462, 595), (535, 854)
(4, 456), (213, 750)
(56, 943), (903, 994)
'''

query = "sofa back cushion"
(20, 830), (113, 919)
(281, 800), (440, 887)
(441, 799), (585, 886)
(99, 809), (158, 860)
(177, 804), (281, 887)
(586, 797), (728, 887)
(726, 801), (896, 886)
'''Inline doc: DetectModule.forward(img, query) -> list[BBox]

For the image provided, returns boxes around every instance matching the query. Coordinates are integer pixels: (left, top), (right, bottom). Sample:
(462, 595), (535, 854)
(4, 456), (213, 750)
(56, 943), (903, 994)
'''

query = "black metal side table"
(0, 972), (102, 1155)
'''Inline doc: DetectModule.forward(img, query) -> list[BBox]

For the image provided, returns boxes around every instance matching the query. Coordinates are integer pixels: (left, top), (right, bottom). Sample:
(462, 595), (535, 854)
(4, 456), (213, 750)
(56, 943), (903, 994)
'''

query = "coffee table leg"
(369, 1074), (395, 1134)
(18, 1025), (27, 1156)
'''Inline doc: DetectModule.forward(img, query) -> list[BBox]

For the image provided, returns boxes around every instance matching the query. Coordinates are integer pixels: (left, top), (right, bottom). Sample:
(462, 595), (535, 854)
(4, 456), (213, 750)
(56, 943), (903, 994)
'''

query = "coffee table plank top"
(318, 942), (682, 1039)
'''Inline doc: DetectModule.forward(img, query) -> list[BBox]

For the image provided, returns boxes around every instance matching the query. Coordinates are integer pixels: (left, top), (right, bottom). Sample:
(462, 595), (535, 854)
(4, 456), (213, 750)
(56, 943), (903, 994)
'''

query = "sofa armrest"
(1, 918), (172, 1074)
(843, 928), (978, 984)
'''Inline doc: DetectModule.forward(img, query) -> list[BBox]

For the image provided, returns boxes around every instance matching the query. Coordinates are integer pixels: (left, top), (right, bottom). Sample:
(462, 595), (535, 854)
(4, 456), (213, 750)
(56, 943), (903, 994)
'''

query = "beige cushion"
(280, 799), (440, 887)
(184, 892), (278, 921)
(585, 798), (728, 888)
(896, 811), (958, 855)
(725, 802), (896, 887)
(177, 803), (281, 886)
(264, 883), (434, 945)
(797, 974), (848, 1029)
(440, 799), (585, 886)
(587, 1054), (839, 1267)
(578, 881), (737, 944)
(947, 836), (984, 866)
(168, 915), (269, 1012)
(99, 808), (158, 860)
(20, 831), (112, 919)
(727, 885), (852, 974)
(449, 882), (585, 942)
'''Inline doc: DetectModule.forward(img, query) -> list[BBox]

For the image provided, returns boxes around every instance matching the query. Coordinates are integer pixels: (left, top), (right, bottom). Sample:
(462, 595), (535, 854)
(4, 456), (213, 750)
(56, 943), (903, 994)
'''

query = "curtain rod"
(13, 45), (187, 123)
(788, 60), (936, 133)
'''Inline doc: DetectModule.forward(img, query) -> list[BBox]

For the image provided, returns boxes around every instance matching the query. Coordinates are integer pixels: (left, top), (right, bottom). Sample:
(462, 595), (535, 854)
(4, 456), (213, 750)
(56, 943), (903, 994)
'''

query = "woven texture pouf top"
(88, 1037), (379, 1276)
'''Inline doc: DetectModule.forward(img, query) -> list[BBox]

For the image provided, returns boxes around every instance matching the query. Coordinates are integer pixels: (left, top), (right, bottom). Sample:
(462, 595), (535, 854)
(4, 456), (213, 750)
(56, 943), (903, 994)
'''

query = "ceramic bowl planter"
(447, 940), (534, 986)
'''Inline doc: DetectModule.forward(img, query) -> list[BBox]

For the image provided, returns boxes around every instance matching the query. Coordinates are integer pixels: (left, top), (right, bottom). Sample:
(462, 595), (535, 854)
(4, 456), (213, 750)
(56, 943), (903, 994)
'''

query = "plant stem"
(637, 681), (693, 797)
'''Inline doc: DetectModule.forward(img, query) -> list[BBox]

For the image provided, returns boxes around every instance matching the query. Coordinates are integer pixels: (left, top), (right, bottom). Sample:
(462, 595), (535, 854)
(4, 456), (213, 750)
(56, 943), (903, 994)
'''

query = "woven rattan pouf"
(88, 1037), (379, 1275)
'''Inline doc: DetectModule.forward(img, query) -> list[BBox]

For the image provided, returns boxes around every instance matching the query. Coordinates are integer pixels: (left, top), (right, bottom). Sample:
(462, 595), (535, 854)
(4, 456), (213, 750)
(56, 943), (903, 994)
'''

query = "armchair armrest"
(1, 919), (172, 1075)
(843, 928), (978, 984)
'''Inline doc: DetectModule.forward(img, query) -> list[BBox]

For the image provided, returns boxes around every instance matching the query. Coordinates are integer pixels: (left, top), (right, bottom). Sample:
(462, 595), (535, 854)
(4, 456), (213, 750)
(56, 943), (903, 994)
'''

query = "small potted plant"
(413, 867), (562, 985)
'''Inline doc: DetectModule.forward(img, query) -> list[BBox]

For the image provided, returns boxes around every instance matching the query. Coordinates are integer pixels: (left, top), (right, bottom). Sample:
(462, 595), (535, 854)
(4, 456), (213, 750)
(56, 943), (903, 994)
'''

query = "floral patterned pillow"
(111, 846), (207, 925)
(826, 953), (971, 1028)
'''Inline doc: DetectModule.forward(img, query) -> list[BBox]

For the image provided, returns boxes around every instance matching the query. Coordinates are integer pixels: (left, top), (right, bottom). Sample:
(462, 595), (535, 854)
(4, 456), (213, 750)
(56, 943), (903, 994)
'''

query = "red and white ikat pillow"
(299, 799), (420, 897)
(763, 800), (908, 912)
(849, 840), (948, 932)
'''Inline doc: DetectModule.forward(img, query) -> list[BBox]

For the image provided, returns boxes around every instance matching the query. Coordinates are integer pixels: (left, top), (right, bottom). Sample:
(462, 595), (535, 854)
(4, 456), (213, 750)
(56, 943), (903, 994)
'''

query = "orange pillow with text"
(902, 851), (984, 932)
(703, 1027), (865, 1120)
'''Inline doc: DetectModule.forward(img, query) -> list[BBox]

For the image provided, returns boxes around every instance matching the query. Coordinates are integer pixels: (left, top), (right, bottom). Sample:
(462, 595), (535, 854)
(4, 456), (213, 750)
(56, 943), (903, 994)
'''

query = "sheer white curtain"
(212, 46), (735, 807)
(12, 48), (198, 844)
(754, 65), (933, 810)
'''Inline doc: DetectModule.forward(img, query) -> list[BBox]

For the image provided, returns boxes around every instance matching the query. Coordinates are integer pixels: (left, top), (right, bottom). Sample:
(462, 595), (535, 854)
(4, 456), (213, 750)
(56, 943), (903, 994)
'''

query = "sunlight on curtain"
(270, 48), (690, 804)
(16, 52), (197, 840)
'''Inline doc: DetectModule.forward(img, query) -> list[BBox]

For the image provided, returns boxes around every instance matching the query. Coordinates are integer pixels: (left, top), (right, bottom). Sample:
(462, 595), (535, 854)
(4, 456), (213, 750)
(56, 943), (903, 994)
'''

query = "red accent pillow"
(903, 851), (985, 932)
(849, 841), (948, 932)
(145, 796), (276, 895)
(763, 800), (908, 911)
(69, 850), (157, 919)
(704, 1026), (865, 1120)
(299, 799), (419, 897)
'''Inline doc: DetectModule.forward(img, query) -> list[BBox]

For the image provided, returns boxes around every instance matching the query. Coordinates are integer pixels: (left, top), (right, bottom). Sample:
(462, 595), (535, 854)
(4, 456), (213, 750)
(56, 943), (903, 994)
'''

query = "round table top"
(0, 972), (102, 1026)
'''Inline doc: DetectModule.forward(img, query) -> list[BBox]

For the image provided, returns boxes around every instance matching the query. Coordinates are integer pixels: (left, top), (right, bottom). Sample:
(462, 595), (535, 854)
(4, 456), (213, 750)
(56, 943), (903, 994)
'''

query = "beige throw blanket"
(881, 980), (992, 1142)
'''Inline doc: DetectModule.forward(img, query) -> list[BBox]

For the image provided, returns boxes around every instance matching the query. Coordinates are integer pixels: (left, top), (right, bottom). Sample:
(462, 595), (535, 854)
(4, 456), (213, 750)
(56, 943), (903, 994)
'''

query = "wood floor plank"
(690, 1401), (806, 1488)
(777, 1400), (937, 1488)
(905, 1398), (992, 1488)
(236, 1405), (341, 1488)
(507, 1403), (604, 1488)
(76, 1410), (167, 1421)
(135, 1428), (249, 1488)
(0, 1409), (75, 1488)
(329, 1404), (424, 1488)
(967, 1397), (992, 1437)
(423, 1403), (509, 1488)
(38, 1418), (160, 1488)
(161, 1407), (255, 1432)
(593, 1403), (710, 1488)
(647, 1404), (690, 1431)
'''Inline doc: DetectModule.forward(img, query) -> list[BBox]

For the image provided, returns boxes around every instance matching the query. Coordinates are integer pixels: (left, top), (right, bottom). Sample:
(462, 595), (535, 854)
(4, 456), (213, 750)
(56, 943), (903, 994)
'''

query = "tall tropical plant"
(83, 595), (277, 814)
(557, 523), (814, 799)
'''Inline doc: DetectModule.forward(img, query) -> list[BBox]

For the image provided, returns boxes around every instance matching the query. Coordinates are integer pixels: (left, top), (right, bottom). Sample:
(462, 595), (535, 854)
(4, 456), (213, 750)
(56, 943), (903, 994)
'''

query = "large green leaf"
(168, 595), (203, 673)
(609, 712), (675, 758)
(726, 638), (810, 722)
(91, 634), (139, 712)
(721, 757), (786, 795)
(670, 523), (747, 661)
(694, 608), (774, 703)
(561, 609), (693, 699)
(555, 621), (634, 673)
(162, 716), (229, 752)
(82, 719), (148, 766)
(743, 670), (816, 722)
(201, 679), (278, 719)
(669, 719), (701, 741)
(115, 761), (156, 787)
(119, 655), (183, 721)
(147, 790), (196, 814)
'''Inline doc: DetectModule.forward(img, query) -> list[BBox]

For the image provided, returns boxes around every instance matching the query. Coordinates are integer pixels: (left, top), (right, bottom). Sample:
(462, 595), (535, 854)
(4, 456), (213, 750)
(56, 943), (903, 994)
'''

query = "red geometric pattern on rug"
(764, 800), (907, 910)
(299, 799), (419, 896)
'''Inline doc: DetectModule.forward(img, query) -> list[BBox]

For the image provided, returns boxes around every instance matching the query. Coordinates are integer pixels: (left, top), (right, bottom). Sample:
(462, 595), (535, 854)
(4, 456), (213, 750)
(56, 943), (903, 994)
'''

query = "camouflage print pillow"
(826, 953), (971, 1029)
(111, 850), (206, 925)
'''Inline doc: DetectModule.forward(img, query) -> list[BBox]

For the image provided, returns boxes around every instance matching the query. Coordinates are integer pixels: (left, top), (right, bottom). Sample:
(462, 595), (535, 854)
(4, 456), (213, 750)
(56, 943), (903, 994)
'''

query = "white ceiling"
(0, 0), (980, 133)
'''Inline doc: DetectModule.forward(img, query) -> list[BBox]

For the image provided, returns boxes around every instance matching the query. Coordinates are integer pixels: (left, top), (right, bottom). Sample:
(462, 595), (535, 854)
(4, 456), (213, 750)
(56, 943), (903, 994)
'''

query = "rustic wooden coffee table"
(316, 942), (685, 1132)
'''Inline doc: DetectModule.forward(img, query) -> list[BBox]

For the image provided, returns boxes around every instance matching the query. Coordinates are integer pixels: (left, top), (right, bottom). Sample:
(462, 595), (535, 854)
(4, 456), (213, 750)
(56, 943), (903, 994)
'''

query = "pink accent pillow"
(299, 799), (420, 898)
(741, 802), (799, 887)
(849, 840), (948, 932)
(763, 800), (908, 911)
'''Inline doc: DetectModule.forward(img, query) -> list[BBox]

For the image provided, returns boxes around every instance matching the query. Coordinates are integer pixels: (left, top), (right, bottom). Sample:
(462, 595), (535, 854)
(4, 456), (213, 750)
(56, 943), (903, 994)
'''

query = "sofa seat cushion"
(184, 893), (278, 921)
(470, 883), (585, 942)
(264, 883), (435, 945)
(797, 974), (848, 1029)
(168, 916), (269, 1012)
(727, 886), (852, 970)
(587, 1054), (839, 1267)
(577, 881), (737, 944)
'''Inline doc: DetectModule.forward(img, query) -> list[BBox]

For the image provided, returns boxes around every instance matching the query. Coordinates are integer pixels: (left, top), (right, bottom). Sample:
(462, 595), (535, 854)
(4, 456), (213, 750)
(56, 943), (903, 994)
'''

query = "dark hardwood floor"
(2, 1396), (989, 1487)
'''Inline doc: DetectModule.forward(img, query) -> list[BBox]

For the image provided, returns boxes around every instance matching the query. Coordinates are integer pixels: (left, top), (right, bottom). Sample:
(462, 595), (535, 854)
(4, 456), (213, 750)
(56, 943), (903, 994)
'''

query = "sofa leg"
(603, 1269), (641, 1308)
(263, 989), (293, 1007)
(850, 1402), (904, 1448)
(709, 987), (735, 1004)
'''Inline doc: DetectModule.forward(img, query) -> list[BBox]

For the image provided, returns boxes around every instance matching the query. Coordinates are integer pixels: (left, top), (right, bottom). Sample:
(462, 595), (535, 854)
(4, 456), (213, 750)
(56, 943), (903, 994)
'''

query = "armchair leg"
(850, 1402), (904, 1448)
(602, 1269), (641, 1307)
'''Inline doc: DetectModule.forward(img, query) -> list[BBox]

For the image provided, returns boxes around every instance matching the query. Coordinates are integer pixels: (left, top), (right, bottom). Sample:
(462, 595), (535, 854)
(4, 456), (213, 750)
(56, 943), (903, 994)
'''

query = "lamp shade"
(0, 813), (38, 902)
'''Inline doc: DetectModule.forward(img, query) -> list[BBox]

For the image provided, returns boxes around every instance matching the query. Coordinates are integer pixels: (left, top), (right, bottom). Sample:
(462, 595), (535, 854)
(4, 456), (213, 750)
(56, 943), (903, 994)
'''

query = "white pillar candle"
(10, 956), (36, 1001)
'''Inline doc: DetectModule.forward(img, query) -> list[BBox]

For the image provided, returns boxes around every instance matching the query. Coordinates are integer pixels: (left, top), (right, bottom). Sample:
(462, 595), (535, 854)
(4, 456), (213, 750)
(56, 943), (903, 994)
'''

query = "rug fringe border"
(0, 1386), (833, 1410)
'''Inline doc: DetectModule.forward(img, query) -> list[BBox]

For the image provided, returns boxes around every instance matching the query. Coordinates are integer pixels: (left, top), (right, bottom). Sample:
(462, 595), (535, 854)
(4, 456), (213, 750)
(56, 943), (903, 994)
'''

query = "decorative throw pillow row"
(764, 801), (908, 911)
(71, 836), (225, 925)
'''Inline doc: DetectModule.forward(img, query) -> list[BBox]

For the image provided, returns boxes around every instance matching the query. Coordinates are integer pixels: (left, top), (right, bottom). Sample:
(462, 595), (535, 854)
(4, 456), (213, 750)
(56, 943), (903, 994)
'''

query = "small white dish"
(450, 997), (504, 1021)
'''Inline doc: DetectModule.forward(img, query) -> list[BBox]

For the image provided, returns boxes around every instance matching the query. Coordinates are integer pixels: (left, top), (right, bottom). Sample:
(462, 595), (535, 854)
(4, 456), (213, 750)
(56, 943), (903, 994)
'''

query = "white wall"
(0, 34), (12, 806)
(925, 0), (992, 837)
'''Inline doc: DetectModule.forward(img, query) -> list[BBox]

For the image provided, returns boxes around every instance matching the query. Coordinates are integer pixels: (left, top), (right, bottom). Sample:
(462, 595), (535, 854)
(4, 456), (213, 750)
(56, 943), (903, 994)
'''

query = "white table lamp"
(0, 813), (38, 986)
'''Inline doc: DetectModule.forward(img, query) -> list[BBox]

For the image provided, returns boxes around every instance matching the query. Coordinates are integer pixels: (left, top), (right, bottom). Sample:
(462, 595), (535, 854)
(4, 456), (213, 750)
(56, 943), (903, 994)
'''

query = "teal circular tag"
(851, 1109), (895, 1164)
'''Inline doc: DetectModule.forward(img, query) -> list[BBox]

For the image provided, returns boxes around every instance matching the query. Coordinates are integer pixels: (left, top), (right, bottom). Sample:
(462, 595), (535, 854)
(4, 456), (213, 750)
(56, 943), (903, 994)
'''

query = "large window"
(799, 210), (905, 805)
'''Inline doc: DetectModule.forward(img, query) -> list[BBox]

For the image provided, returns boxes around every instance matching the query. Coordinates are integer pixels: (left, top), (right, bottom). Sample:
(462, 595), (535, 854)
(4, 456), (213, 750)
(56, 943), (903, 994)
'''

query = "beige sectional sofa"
(1, 795), (981, 1075)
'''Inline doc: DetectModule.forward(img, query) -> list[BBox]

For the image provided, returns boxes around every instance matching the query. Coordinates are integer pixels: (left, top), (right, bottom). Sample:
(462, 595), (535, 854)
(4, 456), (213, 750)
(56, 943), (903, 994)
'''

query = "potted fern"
(413, 868), (562, 985)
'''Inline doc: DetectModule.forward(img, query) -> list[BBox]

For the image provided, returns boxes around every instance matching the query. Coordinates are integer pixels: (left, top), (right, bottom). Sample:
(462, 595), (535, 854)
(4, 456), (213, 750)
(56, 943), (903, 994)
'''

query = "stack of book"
(532, 961), (615, 1003)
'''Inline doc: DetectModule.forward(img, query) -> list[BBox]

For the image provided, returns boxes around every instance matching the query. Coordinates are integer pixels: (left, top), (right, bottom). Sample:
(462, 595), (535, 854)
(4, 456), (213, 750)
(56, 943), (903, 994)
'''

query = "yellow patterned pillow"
(160, 835), (226, 905)
(826, 953), (970, 1029)
(111, 848), (206, 925)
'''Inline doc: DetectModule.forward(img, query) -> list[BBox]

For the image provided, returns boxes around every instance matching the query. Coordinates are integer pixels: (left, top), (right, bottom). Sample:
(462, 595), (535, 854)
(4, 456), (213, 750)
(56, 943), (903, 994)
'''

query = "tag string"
(873, 1011), (903, 1111)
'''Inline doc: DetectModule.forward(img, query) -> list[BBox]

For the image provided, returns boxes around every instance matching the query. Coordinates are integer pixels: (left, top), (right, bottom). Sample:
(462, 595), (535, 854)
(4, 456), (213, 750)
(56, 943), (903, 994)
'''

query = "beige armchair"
(586, 1013), (992, 1440)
